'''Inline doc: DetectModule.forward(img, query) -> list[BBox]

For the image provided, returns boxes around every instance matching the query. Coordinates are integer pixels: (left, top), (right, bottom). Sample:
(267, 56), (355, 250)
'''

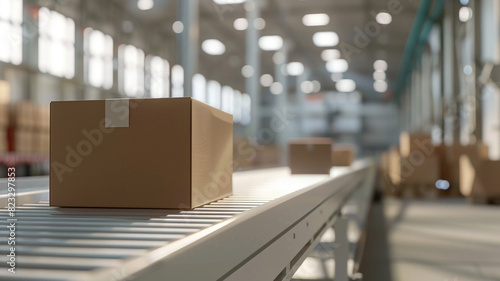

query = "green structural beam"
(395, 0), (444, 102)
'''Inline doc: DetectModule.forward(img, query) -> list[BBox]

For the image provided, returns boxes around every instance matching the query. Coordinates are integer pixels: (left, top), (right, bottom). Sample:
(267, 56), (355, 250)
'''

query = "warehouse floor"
(361, 198), (500, 281)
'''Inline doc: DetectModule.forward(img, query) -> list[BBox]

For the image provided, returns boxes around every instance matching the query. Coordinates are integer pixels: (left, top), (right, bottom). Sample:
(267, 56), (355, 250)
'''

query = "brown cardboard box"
(438, 143), (489, 193)
(0, 128), (7, 153)
(289, 138), (332, 174)
(35, 105), (50, 129)
(10, 101), (36, 128)
(0, 103), (8, 127)
(387, 148), (440, 185)
(332, 144), (356, 166)
(34, 130), (50, 155)
(50, 98), (233, 209)
(14, 128), (33, 154)
(399, 132), (433, 158)
(460, 155), (500, 198)
(0, 80), (10, 104)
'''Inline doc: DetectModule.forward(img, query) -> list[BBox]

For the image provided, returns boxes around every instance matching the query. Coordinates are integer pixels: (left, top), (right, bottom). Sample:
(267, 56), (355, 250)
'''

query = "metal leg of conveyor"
(334, 215), (348, 281)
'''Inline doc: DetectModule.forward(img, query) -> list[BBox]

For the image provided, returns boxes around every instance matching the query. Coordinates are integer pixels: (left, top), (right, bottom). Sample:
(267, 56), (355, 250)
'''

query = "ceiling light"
(373, 59), (388, 71)
(459, 7), (473, 22)
(259, 35), (283, 51)
(172, 21), (183, 34)
(331, 72), (343, 82)
(233, 18), (248, 30)
(301, 81), (313, 94)
(286, 62), (304, 76)
(374, 80), (388, 93)
(254, 18), (266, 30)
(270, 82), (283, 95)
(375, 12), (392, 25)
(313, 31), (339, 47)
(213, 0), (245, 4)
(321, 49), (341, 61)
(302, 13), (330, 27)
(260, 74), (273, 87)
(336, 79), (356, 92)
(312, 80), (321, 92)
(202, 39), (226, 55)
(326, 59), (348, 73)
(373, 70), (386, 81)
(137, 0), (154, 10)
(242, 65), (254, 78)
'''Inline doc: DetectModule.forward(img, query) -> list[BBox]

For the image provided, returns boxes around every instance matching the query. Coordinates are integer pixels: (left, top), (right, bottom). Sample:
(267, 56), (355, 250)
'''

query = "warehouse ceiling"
(119, 0), (419, 102)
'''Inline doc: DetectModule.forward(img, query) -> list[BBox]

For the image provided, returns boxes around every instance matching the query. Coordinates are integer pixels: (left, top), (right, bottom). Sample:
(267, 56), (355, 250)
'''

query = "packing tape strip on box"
(105, 99), (129, 128)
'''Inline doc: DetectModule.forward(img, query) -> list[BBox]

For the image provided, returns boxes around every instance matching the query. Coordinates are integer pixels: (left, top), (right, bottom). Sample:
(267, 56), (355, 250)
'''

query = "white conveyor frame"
(0, 159), (376, 281)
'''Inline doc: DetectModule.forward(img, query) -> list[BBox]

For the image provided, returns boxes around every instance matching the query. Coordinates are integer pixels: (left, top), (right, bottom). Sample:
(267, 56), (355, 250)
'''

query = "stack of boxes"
(34, 105), (50, 155)
(6, 101), (50, 156)
(0, 103), (8, 154)
(9, 102), (36, 154)
(380, 131), (492, 200)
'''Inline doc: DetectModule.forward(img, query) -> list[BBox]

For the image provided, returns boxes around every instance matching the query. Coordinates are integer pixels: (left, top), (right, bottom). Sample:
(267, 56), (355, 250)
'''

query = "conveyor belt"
(0, 160), (375, 281)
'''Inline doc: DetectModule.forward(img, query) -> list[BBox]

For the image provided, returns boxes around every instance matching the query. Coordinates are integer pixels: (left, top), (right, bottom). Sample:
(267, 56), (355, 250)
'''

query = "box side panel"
(191, 99), (233, 208)
(289, 143), (332, 174)
(50, 99), (192, 208)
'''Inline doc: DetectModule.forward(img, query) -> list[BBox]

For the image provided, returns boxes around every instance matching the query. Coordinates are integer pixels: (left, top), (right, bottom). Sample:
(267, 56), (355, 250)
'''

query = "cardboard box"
(34, 130), (50, 155)
(0, 128), (7, 153)
(0, 103), (8, 127)
(387, 148), (440, 185)
(35, 105), (50, 129)
(332, 144), (356, 166)
(438, 143), (489, 192)
(399, 132), (433, 158)
(289, 138), (332, 174)
(13, 128), (33, 154)
(0, 80), (10, 104)
(460, 155), (500, 198)
(10, 101), (36, 128)
(50, 98), (233, 209)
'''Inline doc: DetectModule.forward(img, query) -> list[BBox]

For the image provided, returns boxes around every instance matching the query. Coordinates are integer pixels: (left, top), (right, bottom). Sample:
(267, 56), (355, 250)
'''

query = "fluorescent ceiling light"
(270, 82), (283, 95)
(373, 70), (386, 81)
(137, 0), (154, 10)
(202, 39), (226, 55)
(242, 65), (254, 78)
(321, 49), (341, 61)
(301, 81), (313, 94)
(302, 13), (330, 27)
(233, 18), (248, 30)
(313, 31), (339, 47)
(326, 59), (348, 73)
(336, 79), (356, 92)
(459, 7), (473, 22)
(373, 60), (388, 71)
(260, 74), (273, 87)
(172, 21), (183, 34)
(287, 62), (304, 76)
(375, 12), (392, 25)
(312, 80), (321, 92)
(213, 0), (245, 4)
(374, 80), (388, 93)
(254, 18), (266, 30)
(259, 35), (283, 51)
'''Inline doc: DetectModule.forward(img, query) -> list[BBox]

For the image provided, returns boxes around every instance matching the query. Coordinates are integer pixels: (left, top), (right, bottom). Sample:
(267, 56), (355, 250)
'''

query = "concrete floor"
(360, 198), (500, 281)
